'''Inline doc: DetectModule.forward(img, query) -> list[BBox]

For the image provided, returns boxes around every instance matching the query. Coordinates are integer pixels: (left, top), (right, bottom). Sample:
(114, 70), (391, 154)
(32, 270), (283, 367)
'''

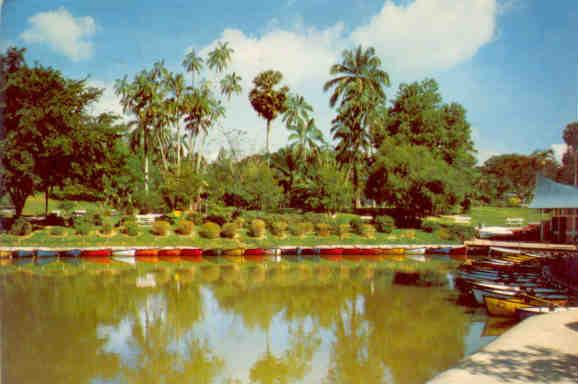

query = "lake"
(0, 256), (504, 383)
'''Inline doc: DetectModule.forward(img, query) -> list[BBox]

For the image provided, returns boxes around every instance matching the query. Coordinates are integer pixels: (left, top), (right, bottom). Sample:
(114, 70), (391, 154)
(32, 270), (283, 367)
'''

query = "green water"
(0, 258), (498, 383)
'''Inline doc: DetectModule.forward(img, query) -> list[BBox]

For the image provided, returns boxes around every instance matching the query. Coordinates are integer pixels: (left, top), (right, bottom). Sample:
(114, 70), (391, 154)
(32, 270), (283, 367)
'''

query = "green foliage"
(288, 222), (310, 237)
(49, 226), (65, 236)
(359, 224), (376, 239)
(124, 222), (139, 236)
(445, 223), (476, 242)
(239, 160), (284, 210)
(151, 220), (171, 236)
(435, 228), (452, 241)
(421, 218), (442, 233)
(315, 223), (331, 237)
(100, 222), (114, 235)
(270, 221), (288, 237)
(350, 217), (363, 234)
(374, 215), (395, 233)
(73, 216), (92, 236)
(220, 222), (239, 239)
(9, 217), (32, 236)
(198, 222), (221, 239)
(205, 204), (236, 226)
(248, 219), (267, 238)
(160, 164), (204, 210)
(507, 196), (522, 207)
(175, 220), (194, 235)
(303, 157), (353, 213)
(132, 188), (164, 214)
(336, 223), (350, 239)
(56, 201), (75, 217)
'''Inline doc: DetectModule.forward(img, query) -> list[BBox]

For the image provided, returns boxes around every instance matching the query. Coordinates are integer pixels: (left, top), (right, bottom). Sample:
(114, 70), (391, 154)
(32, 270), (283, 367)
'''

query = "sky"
(1, 0), (576, 163)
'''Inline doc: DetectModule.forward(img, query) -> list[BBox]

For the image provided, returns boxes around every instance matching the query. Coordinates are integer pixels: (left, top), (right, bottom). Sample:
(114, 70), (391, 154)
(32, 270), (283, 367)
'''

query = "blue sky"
(1, 0), (576, 163)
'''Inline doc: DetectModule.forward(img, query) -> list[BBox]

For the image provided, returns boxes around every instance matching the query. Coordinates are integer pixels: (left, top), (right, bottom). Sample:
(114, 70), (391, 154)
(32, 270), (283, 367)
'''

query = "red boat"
(357, 248), (379, 255)
(180, 248), (203, 257)
(135, 249), (159, 257)
(245, 248), (266, 256)
(319, 248), (343, 255)
(450, 246), (467, 255)
(300, 248), (316, 256)
(81, 249), (112, 257)
(343, 248), (363, 255)
(158, 249), (181, 257)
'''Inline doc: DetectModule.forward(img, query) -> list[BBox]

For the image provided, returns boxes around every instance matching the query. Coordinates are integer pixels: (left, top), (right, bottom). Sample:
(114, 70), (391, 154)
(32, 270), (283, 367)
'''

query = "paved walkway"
(428, 310), (578, 384)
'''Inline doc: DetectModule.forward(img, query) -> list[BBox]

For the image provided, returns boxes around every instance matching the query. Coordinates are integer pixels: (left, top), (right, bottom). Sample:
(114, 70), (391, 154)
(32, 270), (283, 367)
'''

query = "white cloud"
(87, 80), (125, 117)
(351, 0), (496, 75)
(20, 7), (96, 61)
(550, 143), (567, 163)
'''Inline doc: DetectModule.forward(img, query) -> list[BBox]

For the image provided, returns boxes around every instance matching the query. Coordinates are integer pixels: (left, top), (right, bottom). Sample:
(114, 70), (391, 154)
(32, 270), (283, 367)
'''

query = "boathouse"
(529, 174), (578, 243)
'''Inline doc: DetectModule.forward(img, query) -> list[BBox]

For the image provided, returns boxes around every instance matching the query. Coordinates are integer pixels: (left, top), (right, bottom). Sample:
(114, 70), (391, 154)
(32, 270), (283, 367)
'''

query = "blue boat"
(36, 249), (59, 258)
(13, 250), (34, 258)
(60, 249), (82, 258)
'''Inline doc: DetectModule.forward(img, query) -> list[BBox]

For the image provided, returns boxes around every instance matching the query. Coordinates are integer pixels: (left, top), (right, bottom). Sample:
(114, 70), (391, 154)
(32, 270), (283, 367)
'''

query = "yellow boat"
(0, 250), (12, 258)
(380, 247), (405, 255)
(222, 248), (245, 256)
(484, 296), (568, 317)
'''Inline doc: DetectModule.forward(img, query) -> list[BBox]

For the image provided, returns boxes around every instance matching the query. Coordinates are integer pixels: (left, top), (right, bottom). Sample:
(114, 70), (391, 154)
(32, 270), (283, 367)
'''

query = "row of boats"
(0, 245), (467, 259)
(455, 247), (577, 320)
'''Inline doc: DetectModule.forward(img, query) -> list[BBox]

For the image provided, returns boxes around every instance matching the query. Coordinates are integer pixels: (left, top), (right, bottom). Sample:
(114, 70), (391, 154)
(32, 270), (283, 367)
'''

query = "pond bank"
(427, 310), (578, 384)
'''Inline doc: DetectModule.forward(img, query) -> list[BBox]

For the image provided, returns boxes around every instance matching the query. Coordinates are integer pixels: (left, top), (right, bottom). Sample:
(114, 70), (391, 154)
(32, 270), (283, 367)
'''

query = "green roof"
(529, 174), (578, 208)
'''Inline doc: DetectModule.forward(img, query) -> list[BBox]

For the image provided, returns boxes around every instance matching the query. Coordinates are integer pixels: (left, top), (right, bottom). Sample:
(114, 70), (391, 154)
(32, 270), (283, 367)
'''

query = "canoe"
(135, 249), (159, 257)
(203, 248), (222, 257)
(319, 248), (343, 255)
(280, 248), (298, 255)
(516, 306), (578, 321)
(264, 248), (281, 255)
(60, 249), (82, 258)
(82, 249), (112, 257)
(471, 287), (568, 306)
(36, 249), (59, 258)
(158, 249), (181, 257)
(299, 248), (317, 256)
(112, 249), (136, 257)
(484, 296), (568, 317)
(342, 248), (361, 255)
(450, 246), (467, 255)
(13, 250), (34, 258)
(112, 256), (136, 265)
(406, 247), (426, 255)
(223, 248), (245, 256)
(245, 248), (266, 256)
(0, 250), (12, 258)
(380, 247), (405, 255)
(357, 248), (380, 255)
(181, 248), (203, 257)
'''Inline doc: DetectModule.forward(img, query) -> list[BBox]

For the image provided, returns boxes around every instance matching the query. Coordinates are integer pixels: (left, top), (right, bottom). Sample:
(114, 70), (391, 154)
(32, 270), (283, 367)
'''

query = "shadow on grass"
(460, 346), (578, 382)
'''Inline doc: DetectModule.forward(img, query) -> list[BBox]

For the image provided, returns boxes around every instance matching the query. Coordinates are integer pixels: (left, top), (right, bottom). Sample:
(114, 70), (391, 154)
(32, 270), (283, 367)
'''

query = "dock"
(465, 239), (577, 252)
(427, 310), (578, 384)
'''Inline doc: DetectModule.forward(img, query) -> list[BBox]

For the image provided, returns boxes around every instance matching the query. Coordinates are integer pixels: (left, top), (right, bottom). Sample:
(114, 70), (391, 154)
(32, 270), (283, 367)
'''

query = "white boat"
(112, 249), (136, 257)
(406, 247), (426, 255)
(478, 226), (513, 239)
(516, 306), (578, 321)
(471, 288), (568, 306)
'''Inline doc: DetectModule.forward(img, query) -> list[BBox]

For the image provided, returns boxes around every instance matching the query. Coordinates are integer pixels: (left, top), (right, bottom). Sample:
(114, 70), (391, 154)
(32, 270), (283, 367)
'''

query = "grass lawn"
(467, 206), (546, 227)
(20, 194), (106, 216)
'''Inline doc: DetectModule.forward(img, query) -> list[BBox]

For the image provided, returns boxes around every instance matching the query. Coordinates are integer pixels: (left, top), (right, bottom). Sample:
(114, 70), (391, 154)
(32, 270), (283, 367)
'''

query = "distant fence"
(548, 253), (578, 291)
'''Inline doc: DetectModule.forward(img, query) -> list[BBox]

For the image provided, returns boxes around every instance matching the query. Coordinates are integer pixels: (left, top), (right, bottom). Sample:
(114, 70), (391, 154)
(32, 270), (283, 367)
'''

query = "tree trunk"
(176, 123), (181, 173)
(144, 128), (150, 193)
(266, 119), (271, 155)
(9, 188), (29, 218)
(44, 186), (50, 217)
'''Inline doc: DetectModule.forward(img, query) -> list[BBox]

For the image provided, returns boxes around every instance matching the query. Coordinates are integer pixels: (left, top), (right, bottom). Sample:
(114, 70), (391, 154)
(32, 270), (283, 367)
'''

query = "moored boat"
(203, 248), (222, 257)
(112, 249), (136, 257)
(81, 249), (112, 257)
(60, 249), (82, 258)
(36, 249), (59, 258)
(0, 250), (12, 258)
(135, 249), (159, 257)
(319, 247), (343, 255)
(180, 248), (203, 257)
(406, 247), (426, 255)
(484, 296), (568, 317)
(223, 248), (245, 256)
(158, 248), (181, 257)
(13, 250), (34, 258)
(380, 247), (405, 255)
(280, 248), (298, 255)
(245, 248), (266, 256)
(471, 287), (568, 306)
(516, 306), (578, 321)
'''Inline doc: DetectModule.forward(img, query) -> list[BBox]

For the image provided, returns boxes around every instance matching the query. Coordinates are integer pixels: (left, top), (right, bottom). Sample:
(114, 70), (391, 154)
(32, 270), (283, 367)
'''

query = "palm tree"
(182, 49), (204, 84)
(219, 72), (242, 100)
(249, 70), (289, 155)
(165, 72), (186, 168)
(207, 41), (233, 73)
(288, 117), (325, 164)
(323, 45), (390, 208)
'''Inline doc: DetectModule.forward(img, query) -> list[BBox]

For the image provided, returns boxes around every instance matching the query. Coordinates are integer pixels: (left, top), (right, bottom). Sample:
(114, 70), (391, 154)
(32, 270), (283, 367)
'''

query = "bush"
(9, 217), (32, 236)
(205, 204), (235, 226)
(374, 215), (395, 233)
(446, 223), (476, 242)
(315, 223), (332, 237)
(421, 218), (441, 233)
(100, 222), (114, 235)
(350, 217), (363, 234)
(175, 220), (194, 235)
(221, 223), (239, 239)
(435, 227), (452, 241)
(185, 211), (204, 225)
(49, 226), (65, 236)
(336, 223), (350, 239)
(359, 224), (376, 239)
(289, 222), (307, 237)
(151, 220), (171, 236)
(124, 222), (139, 236)
(57, 201), (75, 216)
(248, 219), (266, 238)
(73, 216), (92, 236)
(507, 196), (522, 207)
(199, 222), (221, 239)
(270, 221), (288, 237)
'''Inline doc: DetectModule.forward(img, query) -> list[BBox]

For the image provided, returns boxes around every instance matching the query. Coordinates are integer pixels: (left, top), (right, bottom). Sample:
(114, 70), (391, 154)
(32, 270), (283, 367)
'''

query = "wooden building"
(530, 174), (578, 243)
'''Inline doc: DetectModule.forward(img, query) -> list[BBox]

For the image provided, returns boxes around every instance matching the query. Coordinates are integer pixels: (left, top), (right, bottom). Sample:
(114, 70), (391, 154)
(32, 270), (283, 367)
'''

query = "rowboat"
(280, 248), (298, 255)
(245, 248), (266, 256)
(471, 287), (568, 306)
(516, 306), (578, 321)
(135, 249), (159, 257)
(484, 296), (568, 317)
(60, 249), (82, 258)
(203, 248), (222, 257)
(13, 250), (34, 258)
(81, 249), (112, 257)
(299, 247), (317, 256)
(180, 248), (203, 257)
(112, 249), (136, 257)
(265, 248), (281, 255)
(223, 248), (245, 256)
(380, 247), (405, 255)
(0, 250), (12, 258)
(406, 247), (426, 255)
(36, 249), (59, 258)
(158, 248), (181, 257)
(319, 248), (343, 255)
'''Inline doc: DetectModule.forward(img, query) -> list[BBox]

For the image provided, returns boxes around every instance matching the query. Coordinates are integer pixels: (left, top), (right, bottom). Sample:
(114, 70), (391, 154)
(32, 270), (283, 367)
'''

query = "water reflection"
(1, 259), (498, 383)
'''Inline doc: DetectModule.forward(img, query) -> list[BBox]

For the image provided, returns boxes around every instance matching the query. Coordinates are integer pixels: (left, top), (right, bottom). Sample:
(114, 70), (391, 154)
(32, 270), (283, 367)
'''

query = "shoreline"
(427, 310), (578, 384)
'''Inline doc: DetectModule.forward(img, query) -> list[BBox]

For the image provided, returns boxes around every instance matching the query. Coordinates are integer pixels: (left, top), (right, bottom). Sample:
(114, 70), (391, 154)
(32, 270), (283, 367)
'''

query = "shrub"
(185, 211), (204, 225)
(350, 217), (363, 234)
(315, 223), (332, 237)
(435, 228), (452, 241)
(57, 201), (75, 216)
(270, 221), (288, 237)
(199, 222), (221, 239)
(374, 215), (395, 233)
(359, 224), (376, 239)
(175, 220), (194, 235)
(151, 220), (171, 236)
(100, 222), (114, 235)
(205, 204), (235, 226)
(336, 223), (350, 239)
(49, 226), (65, 236)
(221, 223), (239, 239)
(289, 222), (307, 237)
(248, 219), (266, 238)
(446, 223), (476, 242)
(124, 222), (139, 236)
(302, 222), (314, 235)
(73, 216), (92, 236)
(507, 196), (522, 207)
(9, 217), (32, 236)
(87, 210), (104, 226)
(421, 218), (441, 233)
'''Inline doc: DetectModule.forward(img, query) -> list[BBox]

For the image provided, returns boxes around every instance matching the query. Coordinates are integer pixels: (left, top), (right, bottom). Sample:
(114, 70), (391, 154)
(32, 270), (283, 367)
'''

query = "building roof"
(529, 174), (578, 209)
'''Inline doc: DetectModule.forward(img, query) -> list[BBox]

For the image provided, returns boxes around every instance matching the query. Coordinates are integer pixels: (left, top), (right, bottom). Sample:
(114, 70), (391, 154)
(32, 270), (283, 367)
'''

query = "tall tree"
(323, 45), (390, 207)
(249, 70), (289, 154)
(282, 93), (324, 164)
(560, 121), (578, 185)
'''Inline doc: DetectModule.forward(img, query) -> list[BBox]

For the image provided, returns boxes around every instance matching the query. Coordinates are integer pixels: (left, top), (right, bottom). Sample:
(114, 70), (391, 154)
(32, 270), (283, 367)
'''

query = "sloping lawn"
(468, 206), (546, 227)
